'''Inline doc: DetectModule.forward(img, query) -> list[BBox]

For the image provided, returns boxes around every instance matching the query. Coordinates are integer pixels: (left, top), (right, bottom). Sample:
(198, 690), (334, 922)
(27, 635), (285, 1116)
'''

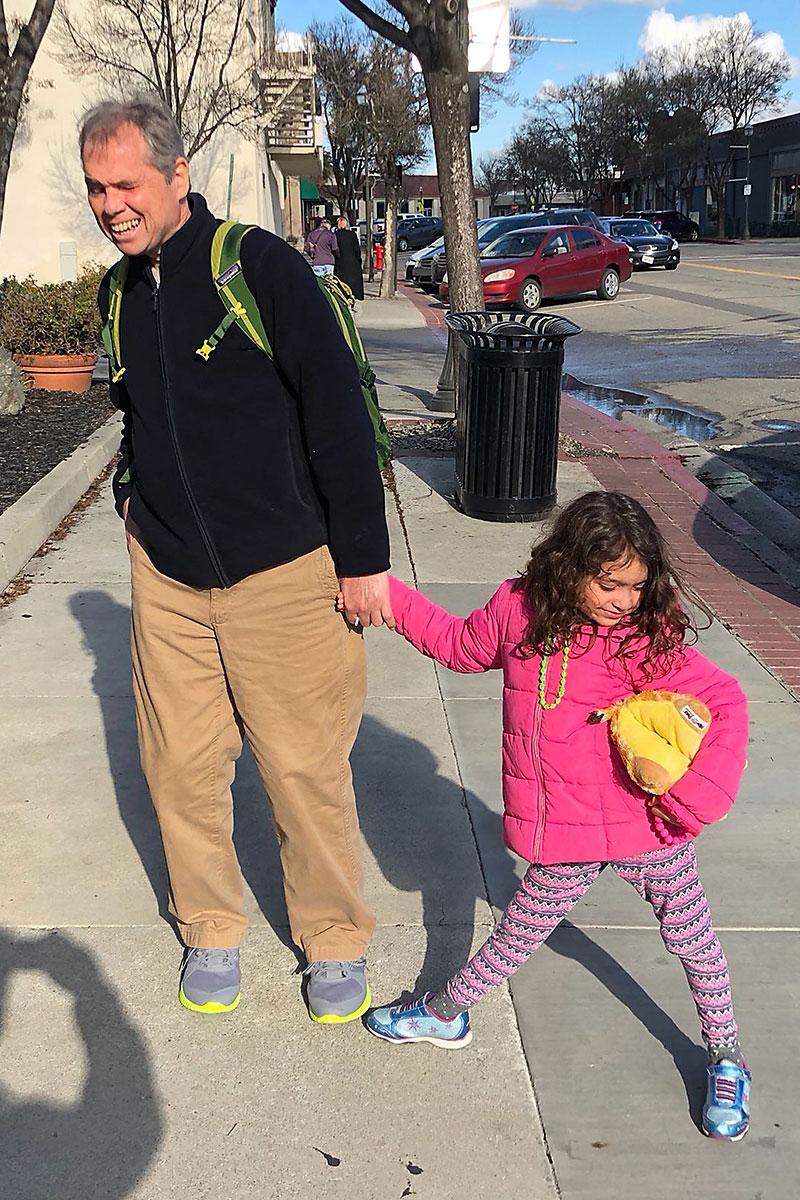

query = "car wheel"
(398, 238), (409, 252)
(664, 261), (679, 271)
(689, 228), (699, 242)
(597, 267), (620, 300)
(519, 277), (542, 312)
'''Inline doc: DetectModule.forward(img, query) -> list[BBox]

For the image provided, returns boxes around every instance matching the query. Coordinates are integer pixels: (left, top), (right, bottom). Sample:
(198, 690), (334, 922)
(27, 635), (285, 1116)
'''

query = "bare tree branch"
(337, 0), (413, 54)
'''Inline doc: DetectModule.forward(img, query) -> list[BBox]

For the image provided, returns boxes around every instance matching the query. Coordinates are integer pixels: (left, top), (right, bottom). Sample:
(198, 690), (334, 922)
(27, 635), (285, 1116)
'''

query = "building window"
(773, 174), (798, 223)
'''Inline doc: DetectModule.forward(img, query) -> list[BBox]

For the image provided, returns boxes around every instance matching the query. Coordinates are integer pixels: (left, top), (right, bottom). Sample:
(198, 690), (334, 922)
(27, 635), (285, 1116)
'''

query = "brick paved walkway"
(399, 280), (800, 701)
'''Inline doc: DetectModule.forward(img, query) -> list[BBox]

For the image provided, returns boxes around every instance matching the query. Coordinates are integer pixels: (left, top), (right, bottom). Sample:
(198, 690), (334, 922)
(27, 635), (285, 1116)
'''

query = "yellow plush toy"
(590, 690), (712, 796)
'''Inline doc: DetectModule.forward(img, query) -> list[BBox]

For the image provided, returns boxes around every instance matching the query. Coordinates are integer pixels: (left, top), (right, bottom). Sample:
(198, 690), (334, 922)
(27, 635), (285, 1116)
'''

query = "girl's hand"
(647, 797), (676, 824)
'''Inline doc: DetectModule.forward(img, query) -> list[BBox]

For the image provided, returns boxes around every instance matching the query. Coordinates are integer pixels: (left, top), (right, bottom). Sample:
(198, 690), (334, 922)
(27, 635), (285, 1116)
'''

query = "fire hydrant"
(373, 241), (384, 272)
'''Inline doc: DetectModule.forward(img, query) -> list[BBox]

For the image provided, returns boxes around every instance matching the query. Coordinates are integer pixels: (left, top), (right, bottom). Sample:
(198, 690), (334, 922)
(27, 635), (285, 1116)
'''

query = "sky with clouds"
(285, 1), (800, 168)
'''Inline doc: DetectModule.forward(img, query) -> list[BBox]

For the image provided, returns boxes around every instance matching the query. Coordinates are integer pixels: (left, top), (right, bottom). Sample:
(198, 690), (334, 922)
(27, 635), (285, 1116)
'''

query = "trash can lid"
(445, 310), (581, 348)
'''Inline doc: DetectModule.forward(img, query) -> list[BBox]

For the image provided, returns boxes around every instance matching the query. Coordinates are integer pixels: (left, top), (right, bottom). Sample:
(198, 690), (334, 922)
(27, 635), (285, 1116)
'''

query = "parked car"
(626, 209), (700, 242)
(428, 208), (603, 288)
(439, 225), (632, 312)
(598, 218), (680, 270)
(375, 216), (443, 251)
(409, 235), (446, 285)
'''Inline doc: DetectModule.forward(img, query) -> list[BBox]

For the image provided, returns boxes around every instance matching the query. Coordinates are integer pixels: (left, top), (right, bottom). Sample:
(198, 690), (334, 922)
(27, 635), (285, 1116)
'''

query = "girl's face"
(579, 554), (648, 627)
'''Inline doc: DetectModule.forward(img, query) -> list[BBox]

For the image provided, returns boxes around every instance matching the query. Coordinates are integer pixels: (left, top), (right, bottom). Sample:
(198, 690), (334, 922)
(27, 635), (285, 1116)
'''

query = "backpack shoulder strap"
(100, 257), (130, 382)
(197, 221), (273, 361)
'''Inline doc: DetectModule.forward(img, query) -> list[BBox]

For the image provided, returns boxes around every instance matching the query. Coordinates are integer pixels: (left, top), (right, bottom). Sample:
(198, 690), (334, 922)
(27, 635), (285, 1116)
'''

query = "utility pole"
(356, 84), (375, 282)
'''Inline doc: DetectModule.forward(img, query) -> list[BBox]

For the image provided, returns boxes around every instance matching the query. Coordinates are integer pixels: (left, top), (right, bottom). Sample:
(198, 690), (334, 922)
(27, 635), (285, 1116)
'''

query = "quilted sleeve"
(388, 576), (509, 673)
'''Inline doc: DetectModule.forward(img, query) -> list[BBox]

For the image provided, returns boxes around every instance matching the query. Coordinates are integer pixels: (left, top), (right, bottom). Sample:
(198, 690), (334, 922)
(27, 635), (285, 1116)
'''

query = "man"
(333, 215), (365, 305)
(303, 217), (339, 277)
(82, 95), (393, 1023)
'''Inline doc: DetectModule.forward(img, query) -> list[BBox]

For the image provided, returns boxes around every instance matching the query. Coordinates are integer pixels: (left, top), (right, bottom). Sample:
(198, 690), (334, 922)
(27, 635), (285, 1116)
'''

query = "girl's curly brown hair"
(513, 491), (701, 673)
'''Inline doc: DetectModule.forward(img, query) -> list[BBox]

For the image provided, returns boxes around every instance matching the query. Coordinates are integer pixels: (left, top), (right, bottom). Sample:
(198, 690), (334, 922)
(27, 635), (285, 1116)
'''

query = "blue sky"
(284, 1), (800, 168)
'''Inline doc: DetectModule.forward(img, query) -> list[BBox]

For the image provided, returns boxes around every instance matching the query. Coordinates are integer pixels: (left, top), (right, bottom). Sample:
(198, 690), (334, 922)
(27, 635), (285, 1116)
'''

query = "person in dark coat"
(334, 216), (365, 301)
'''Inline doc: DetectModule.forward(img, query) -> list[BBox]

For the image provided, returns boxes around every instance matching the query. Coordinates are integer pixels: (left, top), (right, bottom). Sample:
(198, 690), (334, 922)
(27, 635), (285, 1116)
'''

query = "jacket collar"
(158, 192), (216, 272)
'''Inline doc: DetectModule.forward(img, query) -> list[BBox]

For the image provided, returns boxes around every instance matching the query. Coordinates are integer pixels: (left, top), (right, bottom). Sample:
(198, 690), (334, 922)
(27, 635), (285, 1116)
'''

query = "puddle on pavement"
(562, 374), (720, 441)
(754, 419), (800, 434)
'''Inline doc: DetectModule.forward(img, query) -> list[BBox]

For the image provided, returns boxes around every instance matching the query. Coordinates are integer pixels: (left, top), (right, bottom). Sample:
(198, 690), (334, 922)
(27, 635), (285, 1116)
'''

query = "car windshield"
(481, 230), (547, 258)
(610, 220), (660, 237)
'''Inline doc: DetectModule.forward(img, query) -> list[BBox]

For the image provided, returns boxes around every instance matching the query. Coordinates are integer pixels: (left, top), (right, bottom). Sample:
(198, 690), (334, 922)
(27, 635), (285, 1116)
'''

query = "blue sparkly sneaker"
(702, 1047), (751, 1141)
(365, 991), (472, 1049)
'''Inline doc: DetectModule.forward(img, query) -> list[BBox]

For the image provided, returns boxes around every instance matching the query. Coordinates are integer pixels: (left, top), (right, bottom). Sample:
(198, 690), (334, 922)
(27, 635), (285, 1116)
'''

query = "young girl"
(366, 491), (751, 1141)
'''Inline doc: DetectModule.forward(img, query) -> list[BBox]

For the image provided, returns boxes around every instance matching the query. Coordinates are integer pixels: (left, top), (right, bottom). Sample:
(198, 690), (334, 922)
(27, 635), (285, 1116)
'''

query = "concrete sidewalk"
(1, 286), (798, 1199)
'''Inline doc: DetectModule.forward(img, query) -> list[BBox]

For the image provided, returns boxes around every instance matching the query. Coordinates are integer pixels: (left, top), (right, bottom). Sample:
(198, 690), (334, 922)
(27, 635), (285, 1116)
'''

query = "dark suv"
(428, 208), (603, 286)
(627, 210), (700, 242)
(376, 216), (443, 251)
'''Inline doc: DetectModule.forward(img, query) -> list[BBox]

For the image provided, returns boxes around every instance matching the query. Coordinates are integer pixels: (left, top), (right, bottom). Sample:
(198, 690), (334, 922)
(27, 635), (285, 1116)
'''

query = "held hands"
(336, 572), (395, 630)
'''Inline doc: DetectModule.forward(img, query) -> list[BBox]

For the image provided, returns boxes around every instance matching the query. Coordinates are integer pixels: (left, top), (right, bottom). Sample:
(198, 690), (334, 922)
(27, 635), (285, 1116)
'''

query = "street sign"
(468, 0), (511, 73)
(743, 183), (752, 196)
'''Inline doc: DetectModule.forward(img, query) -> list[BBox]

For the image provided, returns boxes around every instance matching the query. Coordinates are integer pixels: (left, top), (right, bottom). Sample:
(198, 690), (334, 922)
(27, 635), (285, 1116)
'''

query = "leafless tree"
(310, 18), (369, 222)
(697, 15), (789, 236)
(366, 35), (429, 298)
(504, 118), (570, 209)
(538, 75), (618, 205)
(337, 0), (483, 311)
(475, 151), (509, 212)
(53, 0), (259, 159)
(0, 0), (56, 239)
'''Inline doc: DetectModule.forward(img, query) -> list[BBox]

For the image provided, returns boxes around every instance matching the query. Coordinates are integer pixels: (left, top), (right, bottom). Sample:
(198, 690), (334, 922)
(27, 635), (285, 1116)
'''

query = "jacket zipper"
(151, 279), (229, 587)
(531, 660), (547, 860)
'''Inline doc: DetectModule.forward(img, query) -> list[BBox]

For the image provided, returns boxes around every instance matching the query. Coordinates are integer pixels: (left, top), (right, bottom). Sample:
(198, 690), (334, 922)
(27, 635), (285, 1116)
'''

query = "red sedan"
(439, 225), (631, 312)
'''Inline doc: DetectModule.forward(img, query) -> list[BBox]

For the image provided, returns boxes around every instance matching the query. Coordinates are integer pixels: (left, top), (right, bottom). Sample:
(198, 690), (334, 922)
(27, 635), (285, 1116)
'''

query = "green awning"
(300, 178), (321, 201)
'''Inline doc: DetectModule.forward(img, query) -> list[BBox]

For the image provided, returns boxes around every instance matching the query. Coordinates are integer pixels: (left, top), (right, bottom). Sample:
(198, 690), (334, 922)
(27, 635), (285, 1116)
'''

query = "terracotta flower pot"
(14, 353), (98, 394)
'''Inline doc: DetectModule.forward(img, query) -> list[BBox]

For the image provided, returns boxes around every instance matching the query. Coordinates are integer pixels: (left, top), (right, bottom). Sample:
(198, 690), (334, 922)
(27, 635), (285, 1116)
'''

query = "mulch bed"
(0, 384), (115, 515)
(389, 419), (617, 459)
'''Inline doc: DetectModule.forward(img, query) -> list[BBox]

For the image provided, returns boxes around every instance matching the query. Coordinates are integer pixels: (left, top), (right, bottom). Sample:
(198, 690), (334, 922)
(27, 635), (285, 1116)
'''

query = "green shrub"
(0, 347), (27, 415)
(0, 265), (106, 357)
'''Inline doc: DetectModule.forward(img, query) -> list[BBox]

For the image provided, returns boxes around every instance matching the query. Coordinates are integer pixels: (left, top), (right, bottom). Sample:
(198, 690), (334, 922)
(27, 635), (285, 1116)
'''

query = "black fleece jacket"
(101, 193), (389, 588)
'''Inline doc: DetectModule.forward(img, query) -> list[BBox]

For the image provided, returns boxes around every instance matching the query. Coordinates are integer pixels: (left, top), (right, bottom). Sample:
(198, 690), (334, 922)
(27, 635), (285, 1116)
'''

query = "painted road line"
(683, 261), (800, 282)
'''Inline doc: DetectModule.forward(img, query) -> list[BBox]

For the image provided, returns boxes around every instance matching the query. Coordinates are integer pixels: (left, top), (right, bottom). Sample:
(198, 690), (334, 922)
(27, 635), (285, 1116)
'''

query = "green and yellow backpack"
(101, 220), (391, 470)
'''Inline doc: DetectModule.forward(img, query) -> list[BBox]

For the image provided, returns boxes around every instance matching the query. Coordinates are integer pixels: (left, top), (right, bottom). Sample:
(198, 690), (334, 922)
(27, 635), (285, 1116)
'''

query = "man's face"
(83, 122), (190, 259)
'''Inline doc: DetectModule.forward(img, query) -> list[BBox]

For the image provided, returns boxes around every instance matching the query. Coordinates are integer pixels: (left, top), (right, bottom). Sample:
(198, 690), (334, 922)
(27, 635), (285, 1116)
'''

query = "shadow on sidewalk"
(70, 591), (295, 956)
(356, 713), (708, 1127)
(690, 429), (800, 611)
(0, 930), (162, 1199)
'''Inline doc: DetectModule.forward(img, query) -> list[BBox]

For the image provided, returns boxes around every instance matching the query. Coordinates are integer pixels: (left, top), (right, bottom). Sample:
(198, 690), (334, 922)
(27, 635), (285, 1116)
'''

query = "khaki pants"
(129, 539), (374, 959)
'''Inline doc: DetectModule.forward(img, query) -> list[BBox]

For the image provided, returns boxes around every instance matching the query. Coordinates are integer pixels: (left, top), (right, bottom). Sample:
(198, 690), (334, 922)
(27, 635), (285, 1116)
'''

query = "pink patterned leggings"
(447, 842), (738, 1046)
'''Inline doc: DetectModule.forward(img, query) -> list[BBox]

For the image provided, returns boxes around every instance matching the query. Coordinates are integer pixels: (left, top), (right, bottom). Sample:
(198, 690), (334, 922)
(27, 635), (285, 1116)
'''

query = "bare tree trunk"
(716, 179), (726, 239)
(0, 0), (57, 239)
(379, 176), (398, 298)
(424, 68), (483, 313)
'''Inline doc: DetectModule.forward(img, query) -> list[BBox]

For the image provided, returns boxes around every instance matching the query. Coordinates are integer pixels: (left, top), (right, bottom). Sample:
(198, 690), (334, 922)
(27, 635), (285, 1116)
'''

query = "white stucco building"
(0, 0), (321, 282)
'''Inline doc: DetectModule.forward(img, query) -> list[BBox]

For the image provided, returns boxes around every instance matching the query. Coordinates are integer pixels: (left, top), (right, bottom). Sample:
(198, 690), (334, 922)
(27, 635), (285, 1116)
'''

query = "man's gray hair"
(80, 94), (186, 180)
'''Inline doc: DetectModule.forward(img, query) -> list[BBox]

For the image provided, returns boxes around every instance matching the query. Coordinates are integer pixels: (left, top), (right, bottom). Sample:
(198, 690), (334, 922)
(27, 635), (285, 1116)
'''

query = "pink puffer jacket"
(389, 576), (749, 864)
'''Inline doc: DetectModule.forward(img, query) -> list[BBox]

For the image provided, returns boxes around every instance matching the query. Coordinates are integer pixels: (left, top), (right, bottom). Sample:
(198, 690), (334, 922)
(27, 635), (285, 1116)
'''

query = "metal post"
(743, 143), (751, 241)
(225, 154), (235, 219)
(366, 172), (374, 283)
(429, 331), (456, 411)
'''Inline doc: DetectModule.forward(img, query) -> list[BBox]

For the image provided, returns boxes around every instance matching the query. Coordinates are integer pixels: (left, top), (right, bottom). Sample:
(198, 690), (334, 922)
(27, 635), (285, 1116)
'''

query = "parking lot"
(402, 239), (800, 519)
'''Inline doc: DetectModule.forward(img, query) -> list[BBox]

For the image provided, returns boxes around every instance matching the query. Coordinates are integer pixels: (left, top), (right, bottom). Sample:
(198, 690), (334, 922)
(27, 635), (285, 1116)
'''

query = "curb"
(0, 413), (121, 593)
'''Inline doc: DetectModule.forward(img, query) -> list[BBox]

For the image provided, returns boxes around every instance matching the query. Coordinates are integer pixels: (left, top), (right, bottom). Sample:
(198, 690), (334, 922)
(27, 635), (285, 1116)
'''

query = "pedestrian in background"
(304, 217), (338, 277)
(334, 215), (365, 305)
(362, 491), (752, 1143)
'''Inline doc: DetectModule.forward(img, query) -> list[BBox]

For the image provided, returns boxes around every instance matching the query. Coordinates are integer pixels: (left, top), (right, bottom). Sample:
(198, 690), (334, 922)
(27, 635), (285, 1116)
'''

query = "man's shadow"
(354, 711), (708, 1129)
(69, 591), (295, 956)
(0, 930), (162, 1199)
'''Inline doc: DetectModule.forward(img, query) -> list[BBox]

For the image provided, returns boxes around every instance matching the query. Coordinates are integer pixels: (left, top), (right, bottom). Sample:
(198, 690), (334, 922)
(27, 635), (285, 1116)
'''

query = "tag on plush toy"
(590, 690), (712, 796)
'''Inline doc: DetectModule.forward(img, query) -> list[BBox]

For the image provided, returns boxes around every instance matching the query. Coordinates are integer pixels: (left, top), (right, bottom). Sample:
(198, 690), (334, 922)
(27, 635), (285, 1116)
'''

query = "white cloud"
(536, 78), (559, 100)
(639, 9), (800, 78)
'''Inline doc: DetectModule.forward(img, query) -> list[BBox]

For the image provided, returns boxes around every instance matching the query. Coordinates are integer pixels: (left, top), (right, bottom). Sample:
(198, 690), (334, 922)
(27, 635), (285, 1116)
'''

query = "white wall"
(0, 1), (285, 282)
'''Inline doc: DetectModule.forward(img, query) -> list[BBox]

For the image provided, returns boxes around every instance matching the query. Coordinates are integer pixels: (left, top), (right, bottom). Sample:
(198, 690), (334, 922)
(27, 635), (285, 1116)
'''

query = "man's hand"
(121, 497), (141, 554)
(338, 572), (395, 630)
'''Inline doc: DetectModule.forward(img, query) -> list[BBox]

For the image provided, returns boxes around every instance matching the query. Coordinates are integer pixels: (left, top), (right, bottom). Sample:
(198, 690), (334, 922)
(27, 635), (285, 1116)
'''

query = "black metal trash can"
(446, 311), (581, 521)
